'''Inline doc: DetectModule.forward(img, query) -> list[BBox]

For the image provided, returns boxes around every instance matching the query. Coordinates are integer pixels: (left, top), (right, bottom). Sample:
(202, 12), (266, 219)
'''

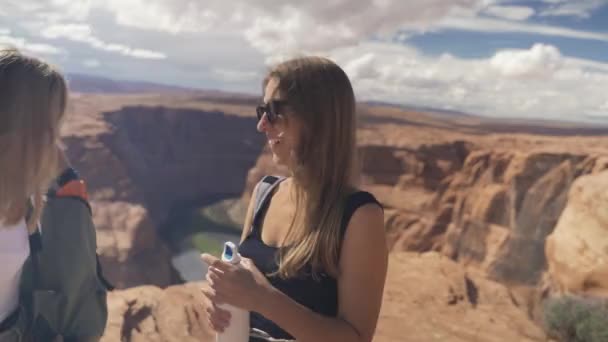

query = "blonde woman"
(203, 56), (388, 342)
(0, 48), (109, 341)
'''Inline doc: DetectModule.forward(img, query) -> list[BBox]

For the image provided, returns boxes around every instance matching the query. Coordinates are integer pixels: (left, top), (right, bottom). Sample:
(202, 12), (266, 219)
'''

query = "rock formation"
(101, 283), (214, 342)
(378, 147), (607, 286)
(63, 97), (264, 288)
(60, 93), (608, 340)
(375, 252), (547, 342)
(545, 170), (608, 297)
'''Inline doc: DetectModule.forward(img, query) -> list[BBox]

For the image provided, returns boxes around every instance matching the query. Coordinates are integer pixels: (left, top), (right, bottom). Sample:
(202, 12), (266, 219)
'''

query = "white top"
(0, 218), (29, 323)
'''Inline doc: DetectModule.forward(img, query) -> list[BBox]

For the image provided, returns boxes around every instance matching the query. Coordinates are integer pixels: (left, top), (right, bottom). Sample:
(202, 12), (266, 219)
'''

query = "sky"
(0, 0), (607, 122)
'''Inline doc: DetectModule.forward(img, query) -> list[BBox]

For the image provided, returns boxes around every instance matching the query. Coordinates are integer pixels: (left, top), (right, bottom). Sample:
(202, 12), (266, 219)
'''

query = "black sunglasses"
(256, 100), (288, 124)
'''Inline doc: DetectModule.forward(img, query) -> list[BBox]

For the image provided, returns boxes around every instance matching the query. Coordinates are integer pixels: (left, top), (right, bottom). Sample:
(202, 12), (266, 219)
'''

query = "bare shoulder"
(345, 202), (385, 240)
(344, 189), (384, 232)
(351, 202), (383, 223)
(341, 190), (386, 255)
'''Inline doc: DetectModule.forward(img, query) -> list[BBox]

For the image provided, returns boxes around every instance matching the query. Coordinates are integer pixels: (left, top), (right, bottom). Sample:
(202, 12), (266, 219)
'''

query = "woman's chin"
(270, 147), (290, 167)
(271, 152), (286, 166)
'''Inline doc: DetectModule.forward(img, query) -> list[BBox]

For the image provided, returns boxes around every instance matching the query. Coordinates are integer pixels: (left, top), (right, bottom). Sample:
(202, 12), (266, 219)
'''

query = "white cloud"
(483, 5), (535, 21)
(540, 0), (607, 18)
(42, 23), (94, 41)
(4, 1), (606, 68)
(0, 28), (10, 35)
(97, 0), (483, 59)
(1, 0), (93, 21)
(2, 0), (607, 63)
(211, 68), (259, 83)
(344, 53), (381, 80)
(83, 58), (100, 68)
(566, 57), (608, 73)
(0, 33), (64, 55)
(104, 0), (220, 34)
(70, 0), (490, 68)
(0, 0), (606, 123)
(2, 1), (47, 13)
(329, 42), (608, 121)
(490, 43), (563, 78)
(584, 103), (608, 118)
(23, 43), (64, 55)
(41, 23), (166, 59)
(437, 16), (608, 42)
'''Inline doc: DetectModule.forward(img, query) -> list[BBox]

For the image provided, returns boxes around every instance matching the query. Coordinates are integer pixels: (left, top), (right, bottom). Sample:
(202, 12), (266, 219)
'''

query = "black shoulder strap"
(250, 175), (285, 236)
(25, 198), (43, 255)
(253, 176), (282, 215)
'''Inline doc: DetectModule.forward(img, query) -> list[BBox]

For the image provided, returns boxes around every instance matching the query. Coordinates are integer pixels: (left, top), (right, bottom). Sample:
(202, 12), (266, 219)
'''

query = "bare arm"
(257, 204), (388, 342)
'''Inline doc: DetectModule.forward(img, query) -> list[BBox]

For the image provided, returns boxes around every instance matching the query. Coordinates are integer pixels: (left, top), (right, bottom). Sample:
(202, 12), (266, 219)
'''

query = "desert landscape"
(58, 77), (608, 342)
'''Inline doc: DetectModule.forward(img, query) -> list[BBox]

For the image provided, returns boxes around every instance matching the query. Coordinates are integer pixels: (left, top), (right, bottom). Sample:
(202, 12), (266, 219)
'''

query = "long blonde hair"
(0, 48), (68, 233)
(265, 56), (358, 279)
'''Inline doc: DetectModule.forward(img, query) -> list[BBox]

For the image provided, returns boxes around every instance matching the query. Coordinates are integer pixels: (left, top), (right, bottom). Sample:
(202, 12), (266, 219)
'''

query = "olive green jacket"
(0, 168), (111, 341)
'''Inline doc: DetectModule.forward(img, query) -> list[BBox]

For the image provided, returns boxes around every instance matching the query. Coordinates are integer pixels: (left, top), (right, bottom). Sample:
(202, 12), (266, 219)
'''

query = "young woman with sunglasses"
(202, 56), (388, 342)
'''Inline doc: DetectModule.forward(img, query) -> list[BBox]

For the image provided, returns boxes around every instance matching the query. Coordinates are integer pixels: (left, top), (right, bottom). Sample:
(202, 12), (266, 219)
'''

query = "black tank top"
(239, 177), (382, 340)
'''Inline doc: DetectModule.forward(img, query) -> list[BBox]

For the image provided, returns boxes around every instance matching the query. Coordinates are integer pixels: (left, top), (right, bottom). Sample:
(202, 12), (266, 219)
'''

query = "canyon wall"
(63, 101), (264, 288)
(61, 96), (608, 341)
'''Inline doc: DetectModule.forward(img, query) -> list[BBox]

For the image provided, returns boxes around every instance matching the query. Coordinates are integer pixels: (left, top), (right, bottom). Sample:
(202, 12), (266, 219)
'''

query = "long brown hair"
(0, 48), (68, 233)
(265, 56), (359, 279)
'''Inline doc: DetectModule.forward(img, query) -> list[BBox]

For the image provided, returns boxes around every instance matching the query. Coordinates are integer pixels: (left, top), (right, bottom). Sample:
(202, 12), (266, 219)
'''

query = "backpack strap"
(25, 199), (43, 255)
(250, 175), (286, 237)
(45, 167), (114, 291)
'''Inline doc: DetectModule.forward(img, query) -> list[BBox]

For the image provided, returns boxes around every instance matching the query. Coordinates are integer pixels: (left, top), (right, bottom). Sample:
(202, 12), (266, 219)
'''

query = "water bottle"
(216, 241), (250, 342)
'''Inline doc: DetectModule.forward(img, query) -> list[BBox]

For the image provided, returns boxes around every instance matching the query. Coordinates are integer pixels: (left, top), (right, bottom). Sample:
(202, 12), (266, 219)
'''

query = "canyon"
(59, 91), (608, 341)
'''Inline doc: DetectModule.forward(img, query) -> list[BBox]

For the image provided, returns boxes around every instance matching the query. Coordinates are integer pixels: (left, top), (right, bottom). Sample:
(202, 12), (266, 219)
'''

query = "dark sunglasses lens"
(268, 102), (280, 122)
(256, 102), (283, 124)
(258, 105), (275, 123)
(267, 110), (276, 124)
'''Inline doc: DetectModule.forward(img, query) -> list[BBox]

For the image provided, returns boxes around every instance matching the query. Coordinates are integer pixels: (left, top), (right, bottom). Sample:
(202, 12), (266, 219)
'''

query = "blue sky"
(408, 30), (608, 63)
(0, 0), (607, 122)
(408, 1), (608, 63)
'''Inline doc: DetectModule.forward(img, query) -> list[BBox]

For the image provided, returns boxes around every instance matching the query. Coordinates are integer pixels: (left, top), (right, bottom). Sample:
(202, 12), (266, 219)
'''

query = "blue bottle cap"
(222, 241), (240, 264)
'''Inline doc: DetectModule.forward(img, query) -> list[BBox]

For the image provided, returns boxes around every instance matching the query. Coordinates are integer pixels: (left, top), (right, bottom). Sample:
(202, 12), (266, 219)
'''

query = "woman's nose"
(257, 113), (269, 132)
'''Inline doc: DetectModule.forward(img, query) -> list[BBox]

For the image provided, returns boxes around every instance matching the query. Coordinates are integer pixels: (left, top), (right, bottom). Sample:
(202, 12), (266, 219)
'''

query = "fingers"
(201, 286), (214, 301)
(208, 315), (229, 333)
(207, 268), (223, 287)
(239, 257), (253, 268)
(204, 268), (232, 300)
(206, 303), (232, 333)
(238, 257), (259, 272)
(201, 253), (232, 272)
(205, 270), (214, 284)
(237, 258), (260, 276)
(201, 286), (226, 304)
(211, 303), (232, 319)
